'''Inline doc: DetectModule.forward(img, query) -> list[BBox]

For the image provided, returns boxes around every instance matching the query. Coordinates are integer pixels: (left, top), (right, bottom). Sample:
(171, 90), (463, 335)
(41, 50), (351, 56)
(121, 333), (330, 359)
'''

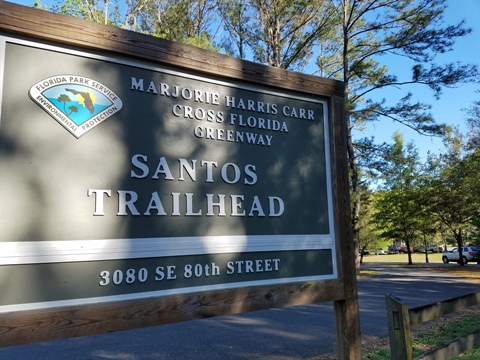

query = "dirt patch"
(425, 266), (480, 284)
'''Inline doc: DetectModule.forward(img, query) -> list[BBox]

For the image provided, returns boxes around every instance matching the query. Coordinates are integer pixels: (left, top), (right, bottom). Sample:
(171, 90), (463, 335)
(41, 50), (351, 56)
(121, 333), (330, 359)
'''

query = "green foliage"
(358, 189), (384, 259)
(34, 0), (477, 139)
(456, 347), (480, 360)
(465, 92), (480, 149)
(360, 311), (480, 360)
(363, 348), (391, 360)
(321, 0), (477, 130)
(218, 0), (333, 71)
(216, 0), (251, 58)
(131, 0), (217, 44)
(372, 133), (426, 261)
(370, 125), (480, 262)
(31, 0), (48, 10)
(46, 0), (122, 26)
(415, 312), (480, 358)
(183, 33), (219, 51)
(425, 128), (480, 250)
(313, 0), (477, 258)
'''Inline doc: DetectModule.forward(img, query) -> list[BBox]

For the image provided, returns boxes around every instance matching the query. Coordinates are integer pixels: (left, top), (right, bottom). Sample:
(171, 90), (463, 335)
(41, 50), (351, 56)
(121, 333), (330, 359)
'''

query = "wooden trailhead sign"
(0, 2), (361, 359)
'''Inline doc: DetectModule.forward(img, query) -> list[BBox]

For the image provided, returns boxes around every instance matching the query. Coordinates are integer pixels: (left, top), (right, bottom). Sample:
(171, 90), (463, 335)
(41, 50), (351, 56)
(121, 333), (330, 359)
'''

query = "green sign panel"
(0, 35), (336, 311)
(0, 250), (333, 309)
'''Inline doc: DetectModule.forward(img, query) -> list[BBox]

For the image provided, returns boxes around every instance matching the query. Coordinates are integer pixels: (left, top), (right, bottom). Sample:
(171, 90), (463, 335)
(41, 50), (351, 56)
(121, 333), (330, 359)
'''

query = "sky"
(360, 0), (480, 159)
(6, 0), (480, 160)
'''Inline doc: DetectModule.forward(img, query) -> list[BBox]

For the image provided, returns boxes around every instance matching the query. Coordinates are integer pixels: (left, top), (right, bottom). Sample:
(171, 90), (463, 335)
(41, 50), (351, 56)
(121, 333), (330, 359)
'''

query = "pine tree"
(316, 0), (477, 264)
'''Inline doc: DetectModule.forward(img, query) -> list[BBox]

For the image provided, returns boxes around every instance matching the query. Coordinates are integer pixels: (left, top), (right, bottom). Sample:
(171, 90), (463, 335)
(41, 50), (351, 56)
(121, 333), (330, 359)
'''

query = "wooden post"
(331, 94), (362, 360)
(385, 294), (413, 360)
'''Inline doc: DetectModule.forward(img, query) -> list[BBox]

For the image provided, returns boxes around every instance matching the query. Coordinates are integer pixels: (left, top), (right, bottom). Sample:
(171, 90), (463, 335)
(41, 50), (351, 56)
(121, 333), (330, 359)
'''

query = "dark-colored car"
(388, 245), (399, 254)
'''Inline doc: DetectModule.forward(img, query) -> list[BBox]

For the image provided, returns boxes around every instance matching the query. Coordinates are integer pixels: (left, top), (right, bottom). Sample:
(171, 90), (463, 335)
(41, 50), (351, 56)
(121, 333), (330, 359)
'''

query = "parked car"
(416, 245), (444, 253)
(361, 248), (371, 255)
(388, 245), (399, 254)
(398, 246), (415, 254)
(376, 248), (387, 255)
(442, 247), (480, 264)
(426, 245), (444, 253)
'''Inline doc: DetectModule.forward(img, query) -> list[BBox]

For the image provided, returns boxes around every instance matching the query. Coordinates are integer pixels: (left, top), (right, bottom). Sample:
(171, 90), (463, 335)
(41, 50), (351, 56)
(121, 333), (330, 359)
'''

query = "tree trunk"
(457, 229), (464, 266)
(406, 240), (413, 265)
(342, 4), (361, 272)
(424, 234), (429, 264)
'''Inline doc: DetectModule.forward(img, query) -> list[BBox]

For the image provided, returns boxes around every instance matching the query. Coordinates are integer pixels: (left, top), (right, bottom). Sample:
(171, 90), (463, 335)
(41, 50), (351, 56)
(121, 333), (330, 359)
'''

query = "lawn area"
(362, 252), (444, 264)
(361, 252), (480, 284)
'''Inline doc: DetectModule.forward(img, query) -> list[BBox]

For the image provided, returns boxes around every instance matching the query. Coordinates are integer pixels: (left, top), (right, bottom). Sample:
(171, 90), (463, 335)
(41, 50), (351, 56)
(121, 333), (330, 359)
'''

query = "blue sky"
(7, 0), (480, 159)
(360, 0), (480, 159)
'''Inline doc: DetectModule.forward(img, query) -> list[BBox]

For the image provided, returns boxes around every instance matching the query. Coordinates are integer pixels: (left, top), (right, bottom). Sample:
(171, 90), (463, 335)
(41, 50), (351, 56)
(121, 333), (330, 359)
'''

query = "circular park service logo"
(29, 75), (123, 138)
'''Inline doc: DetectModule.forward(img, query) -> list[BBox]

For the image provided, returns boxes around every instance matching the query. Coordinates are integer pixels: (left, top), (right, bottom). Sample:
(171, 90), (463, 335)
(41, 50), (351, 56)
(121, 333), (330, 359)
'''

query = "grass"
(361, 253), (480, 284)
(410, 309), (480, 360)
(362, 252), (444, 264)
(313, 265), (480, 360)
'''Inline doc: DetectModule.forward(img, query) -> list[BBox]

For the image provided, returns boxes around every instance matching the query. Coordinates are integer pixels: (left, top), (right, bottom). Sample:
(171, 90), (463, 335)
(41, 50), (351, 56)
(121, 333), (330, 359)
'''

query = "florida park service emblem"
(29, 75), (123, 138)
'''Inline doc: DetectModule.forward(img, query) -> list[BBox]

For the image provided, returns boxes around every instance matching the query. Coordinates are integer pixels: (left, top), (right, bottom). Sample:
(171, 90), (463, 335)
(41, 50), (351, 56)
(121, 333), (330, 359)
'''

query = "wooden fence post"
(385, 294), (413, 360)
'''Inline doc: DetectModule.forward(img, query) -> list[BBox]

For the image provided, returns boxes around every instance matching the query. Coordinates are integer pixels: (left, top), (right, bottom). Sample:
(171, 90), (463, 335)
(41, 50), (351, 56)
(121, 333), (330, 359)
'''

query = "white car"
(375, 248), (387, 255)
(442, 247), (480, 264)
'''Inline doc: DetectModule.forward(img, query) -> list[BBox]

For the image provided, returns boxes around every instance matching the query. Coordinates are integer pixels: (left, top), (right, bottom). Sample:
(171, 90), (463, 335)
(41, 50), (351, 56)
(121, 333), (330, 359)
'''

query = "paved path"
(0, 265), (478, 359)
